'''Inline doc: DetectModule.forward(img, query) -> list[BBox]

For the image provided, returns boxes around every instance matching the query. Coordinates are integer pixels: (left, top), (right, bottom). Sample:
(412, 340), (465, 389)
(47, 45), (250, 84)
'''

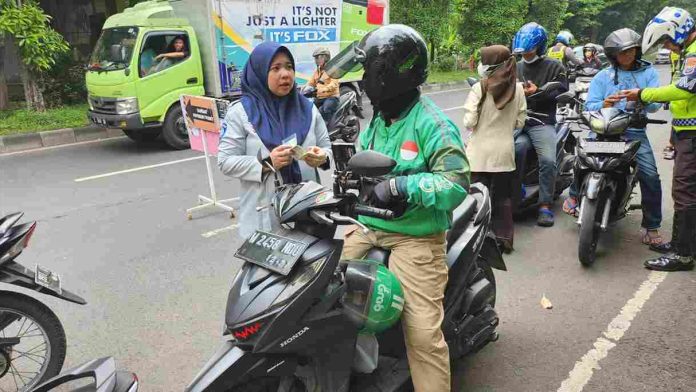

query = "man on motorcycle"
(306, 47), (340, 122)
(548, 30), (583, 70)
(581, 44), (603, 69)
(563, 28), (669, 251)
(512, 22), (569, 226)
(621, 7), (696, 271)
(329, 24), (470, 392)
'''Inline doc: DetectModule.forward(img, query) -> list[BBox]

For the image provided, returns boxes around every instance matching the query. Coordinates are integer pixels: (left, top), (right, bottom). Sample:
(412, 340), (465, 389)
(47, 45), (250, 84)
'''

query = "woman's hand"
(270, 145), (293, 169)
(303, 146), (327, 168)
(603, 94), (621, 108)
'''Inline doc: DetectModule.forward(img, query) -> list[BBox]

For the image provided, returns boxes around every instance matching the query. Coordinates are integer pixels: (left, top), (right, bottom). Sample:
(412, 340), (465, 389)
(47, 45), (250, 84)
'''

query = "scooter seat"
(447, 194), (478, 244)
(365, 247), (390, 265)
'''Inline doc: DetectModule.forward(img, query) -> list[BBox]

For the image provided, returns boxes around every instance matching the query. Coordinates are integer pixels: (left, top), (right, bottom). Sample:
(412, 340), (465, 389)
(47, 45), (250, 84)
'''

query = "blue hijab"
(241, 42), (314, 184)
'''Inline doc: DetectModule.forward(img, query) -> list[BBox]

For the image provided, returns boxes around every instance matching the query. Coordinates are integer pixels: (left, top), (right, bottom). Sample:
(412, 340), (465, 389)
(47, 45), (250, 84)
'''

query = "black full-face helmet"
(604, 28), (642, 66)
(324, 24), (429, 104)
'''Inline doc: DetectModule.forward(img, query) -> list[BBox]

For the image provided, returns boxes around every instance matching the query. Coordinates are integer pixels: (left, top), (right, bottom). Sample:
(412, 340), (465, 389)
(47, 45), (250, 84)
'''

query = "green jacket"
(641, 40), (696, 132)
(358, 97), (470, 236)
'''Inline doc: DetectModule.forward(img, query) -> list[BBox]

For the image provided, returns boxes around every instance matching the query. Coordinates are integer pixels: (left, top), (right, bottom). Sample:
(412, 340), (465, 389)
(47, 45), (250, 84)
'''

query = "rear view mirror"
(348, 151), (396, 177)
(466, 77), (479, 87)
(110, 44), (125, 62)
(556, 91), (575, 105)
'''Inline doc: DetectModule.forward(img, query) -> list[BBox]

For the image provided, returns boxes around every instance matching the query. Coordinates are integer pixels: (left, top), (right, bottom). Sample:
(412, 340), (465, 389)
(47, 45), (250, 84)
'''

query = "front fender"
(186, 341), (296, 392)
(584, 172), (606, 200)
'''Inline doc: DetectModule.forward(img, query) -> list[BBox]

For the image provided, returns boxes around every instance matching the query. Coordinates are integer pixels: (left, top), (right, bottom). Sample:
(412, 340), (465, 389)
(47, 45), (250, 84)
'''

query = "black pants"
(672, 131), (696, 256)
(472, 171), (514, 244)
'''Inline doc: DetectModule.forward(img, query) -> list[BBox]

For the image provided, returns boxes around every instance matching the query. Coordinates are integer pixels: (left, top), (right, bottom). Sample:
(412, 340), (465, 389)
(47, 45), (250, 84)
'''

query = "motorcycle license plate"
(35, 265), (62, 294)
(583, 141), (625, 154)
(235, 231), (309, 275)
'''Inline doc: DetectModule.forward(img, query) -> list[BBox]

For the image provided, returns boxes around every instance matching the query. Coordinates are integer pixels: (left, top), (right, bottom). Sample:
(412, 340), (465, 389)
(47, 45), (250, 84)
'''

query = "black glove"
(368, 177), (407, 208)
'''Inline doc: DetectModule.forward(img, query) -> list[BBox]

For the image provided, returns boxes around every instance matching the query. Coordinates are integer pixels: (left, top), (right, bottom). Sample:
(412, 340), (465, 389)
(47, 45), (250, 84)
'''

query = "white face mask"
(477, 62), (503, 78)
(522, 55), (539, 64)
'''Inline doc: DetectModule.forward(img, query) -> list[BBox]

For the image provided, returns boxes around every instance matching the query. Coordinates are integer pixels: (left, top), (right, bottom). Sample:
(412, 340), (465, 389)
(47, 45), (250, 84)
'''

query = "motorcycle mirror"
(347, 151), (396, 177)
(466, 77), (479, 87)
(556, 91), (575, 105)
(538, 81), (563, 93)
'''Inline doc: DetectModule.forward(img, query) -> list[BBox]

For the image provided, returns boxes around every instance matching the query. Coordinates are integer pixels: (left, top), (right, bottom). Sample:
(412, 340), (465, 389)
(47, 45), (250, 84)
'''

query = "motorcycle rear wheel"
(0, 293), (66, 391)
(578, 196), (602, 266)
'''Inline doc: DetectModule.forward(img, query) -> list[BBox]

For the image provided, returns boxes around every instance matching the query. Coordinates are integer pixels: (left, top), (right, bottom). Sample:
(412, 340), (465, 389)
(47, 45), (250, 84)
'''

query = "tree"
(526, 0), (570, 38)
(0, 0), (70, 111)
(390, 0), (451, 61)
(563, 0), (607, 42)
(457, 0), (528, 49)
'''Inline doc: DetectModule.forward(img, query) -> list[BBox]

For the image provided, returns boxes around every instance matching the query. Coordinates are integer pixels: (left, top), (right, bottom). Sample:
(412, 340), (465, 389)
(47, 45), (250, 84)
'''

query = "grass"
(427, 69), (476, 84)
(0, 103), (89, 136)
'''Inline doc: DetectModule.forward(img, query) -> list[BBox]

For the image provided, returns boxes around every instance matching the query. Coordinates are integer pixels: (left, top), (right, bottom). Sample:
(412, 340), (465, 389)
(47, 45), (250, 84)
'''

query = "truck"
(86, 0), (389, 149)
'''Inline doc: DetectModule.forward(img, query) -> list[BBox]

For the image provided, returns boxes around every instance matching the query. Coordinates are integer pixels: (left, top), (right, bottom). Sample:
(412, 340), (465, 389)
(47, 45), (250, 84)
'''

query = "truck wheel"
(162, 106), (190, 150)
(123, 128), (161, 143)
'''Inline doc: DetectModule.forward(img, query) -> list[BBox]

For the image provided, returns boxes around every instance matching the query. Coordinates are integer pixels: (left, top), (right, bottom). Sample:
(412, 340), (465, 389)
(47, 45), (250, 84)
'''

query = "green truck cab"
(86, 0), (388, 149)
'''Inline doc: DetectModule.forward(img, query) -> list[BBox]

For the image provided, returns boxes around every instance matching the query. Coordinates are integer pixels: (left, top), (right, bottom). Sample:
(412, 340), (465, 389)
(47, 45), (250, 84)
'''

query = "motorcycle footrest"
(454, 306), (499, 355)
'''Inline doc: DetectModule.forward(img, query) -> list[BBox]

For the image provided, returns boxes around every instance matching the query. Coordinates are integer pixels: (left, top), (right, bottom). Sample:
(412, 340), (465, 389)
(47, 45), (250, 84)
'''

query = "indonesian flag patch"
(400, 141), (419, 161)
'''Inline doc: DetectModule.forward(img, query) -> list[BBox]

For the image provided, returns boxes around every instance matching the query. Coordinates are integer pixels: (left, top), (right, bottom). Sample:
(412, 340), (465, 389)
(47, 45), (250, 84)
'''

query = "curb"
(0, 81), (472, 155)
(0, 126), (123, 154)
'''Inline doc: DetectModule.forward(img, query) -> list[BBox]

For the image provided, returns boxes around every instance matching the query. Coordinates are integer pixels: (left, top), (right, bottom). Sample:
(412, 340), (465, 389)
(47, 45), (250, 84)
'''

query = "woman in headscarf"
(462, 45), (526, 253)
(218, 42), (332, 239)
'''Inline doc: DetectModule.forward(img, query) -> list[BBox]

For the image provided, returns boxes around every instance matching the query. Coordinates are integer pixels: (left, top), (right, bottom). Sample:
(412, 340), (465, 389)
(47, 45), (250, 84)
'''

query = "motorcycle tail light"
(231, 321), (264, 341)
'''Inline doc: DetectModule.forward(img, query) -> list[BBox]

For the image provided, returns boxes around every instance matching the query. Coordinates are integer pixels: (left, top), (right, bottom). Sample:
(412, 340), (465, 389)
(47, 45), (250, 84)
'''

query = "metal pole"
(201, 129), (218, 202)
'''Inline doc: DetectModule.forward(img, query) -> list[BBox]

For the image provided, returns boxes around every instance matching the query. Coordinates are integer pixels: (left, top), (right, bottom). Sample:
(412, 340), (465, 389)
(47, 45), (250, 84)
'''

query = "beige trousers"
(342, 226), (451, 392)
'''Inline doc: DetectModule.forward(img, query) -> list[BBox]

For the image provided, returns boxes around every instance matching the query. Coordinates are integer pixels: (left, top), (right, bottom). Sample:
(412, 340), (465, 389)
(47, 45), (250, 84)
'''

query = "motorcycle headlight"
(115, 97), (138, 114)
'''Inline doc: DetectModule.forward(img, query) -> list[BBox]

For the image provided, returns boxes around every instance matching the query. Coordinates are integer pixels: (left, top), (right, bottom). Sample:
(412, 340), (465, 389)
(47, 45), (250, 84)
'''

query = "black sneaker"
(644, 254), (695, 271)
(649, 241), (674, 254)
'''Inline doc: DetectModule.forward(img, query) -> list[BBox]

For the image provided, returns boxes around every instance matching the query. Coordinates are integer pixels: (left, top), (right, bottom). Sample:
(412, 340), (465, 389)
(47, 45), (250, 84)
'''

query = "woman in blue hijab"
(218, 42), (332, 239)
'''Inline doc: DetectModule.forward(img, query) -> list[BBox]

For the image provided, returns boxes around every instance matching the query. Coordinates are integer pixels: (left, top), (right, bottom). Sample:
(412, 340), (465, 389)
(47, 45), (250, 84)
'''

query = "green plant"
(41, 52), (87, 108)
(0, 103), (88, 135)
(0, 0), (70, 111)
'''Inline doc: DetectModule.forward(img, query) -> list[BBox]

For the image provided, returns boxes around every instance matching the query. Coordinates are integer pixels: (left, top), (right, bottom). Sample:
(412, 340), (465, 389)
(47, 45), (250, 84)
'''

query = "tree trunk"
(19, 62), (46, 112)
(0, 34), (8, 111)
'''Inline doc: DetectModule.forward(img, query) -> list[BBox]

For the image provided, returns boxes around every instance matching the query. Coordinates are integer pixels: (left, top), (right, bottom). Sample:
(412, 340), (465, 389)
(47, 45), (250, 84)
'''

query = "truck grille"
(89, 96), (117, 114)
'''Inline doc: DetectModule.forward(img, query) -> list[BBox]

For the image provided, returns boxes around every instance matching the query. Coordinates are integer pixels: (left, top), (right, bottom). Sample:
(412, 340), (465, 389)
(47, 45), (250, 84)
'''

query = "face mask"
(522, 55), (539, 64)
(477, 62), (503, 78)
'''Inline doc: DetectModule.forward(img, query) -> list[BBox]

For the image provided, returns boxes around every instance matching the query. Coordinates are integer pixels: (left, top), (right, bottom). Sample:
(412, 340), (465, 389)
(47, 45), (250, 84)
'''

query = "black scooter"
(569, 106), (667, 265)
(302, 86), (362, 142)
(0, 212), (86, 391)
(184, 143), (505, 391)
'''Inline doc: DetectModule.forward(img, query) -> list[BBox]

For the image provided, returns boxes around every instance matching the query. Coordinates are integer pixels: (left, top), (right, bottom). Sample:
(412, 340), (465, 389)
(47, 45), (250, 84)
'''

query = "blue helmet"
(555, 30), (574, 46)
(512, 23), (548, 56)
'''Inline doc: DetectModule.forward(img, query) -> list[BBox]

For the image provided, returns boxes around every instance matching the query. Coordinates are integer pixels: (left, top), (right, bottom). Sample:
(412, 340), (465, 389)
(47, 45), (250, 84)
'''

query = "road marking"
(201, 224), (239, 238)
(424, 87), (470, 96)
(74, 155), (204, 182)
(443, 105), (466, 112)
(557, 271), (668, 392)
(0, 136), (128, 158)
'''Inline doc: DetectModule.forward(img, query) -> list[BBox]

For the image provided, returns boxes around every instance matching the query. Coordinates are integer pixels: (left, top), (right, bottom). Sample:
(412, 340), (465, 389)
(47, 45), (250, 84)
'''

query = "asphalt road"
(1, 64), (694, 391)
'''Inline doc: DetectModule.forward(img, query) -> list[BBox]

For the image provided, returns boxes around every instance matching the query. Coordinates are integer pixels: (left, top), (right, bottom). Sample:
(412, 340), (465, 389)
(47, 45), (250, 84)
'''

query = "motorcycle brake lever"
(329, 212), (369, 234)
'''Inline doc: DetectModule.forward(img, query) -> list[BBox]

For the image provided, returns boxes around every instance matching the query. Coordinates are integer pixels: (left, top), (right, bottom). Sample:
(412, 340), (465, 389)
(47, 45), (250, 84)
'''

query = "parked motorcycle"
(568, 106), (667, 265)
(0, 212), (86, 391)
(571, 66), (600, 113)
(302, 86), (362, 143)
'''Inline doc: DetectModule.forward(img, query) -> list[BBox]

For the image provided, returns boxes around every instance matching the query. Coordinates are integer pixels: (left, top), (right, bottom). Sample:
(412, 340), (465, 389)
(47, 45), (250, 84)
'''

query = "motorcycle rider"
(581, 44), (603, 69)
(563, 28), (669, 251)
(306, 47), (340, 123)
(512, 22), (569, 227)
(548, 30), (583, 70)
(327, 24), (470, 392)
(621, 7), (696, 271)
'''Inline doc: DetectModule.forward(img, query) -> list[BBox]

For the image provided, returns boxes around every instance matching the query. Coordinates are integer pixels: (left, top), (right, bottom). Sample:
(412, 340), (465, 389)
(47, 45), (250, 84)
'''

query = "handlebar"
(646, 119), (668, 125)
(354, 204), (394, 220)
(527, 111), (548, 118)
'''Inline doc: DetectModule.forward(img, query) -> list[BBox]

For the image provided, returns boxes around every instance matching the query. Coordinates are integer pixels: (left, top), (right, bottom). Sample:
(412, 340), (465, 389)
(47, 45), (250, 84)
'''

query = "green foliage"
(457, 0), (528, 49)
(427, 69), (476, 84)
(390, 0), (450, 57)
(0, 0), (69, 73)
(41, 52), (88, 108)
(527, 0), (570, 37)
(0, 103), (89, 135)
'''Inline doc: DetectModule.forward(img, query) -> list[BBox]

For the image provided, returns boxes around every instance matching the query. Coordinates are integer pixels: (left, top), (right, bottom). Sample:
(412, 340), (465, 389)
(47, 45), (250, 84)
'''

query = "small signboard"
(181, 95), (220, 133)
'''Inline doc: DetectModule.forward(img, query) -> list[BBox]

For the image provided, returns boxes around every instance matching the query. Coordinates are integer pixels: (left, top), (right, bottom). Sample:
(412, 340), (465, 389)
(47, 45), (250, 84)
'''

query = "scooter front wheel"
(578, 196), (601, 266)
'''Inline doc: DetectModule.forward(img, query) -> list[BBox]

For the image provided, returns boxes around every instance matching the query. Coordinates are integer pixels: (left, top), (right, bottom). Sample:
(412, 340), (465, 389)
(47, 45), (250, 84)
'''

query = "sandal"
(642, 230), (664, 246)
(663, 146), (675, 160)
(562, 197), (579, 217)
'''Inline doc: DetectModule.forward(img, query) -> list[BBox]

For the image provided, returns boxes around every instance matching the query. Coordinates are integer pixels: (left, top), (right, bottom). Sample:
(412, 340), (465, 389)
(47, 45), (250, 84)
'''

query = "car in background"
(654, 48), (671, 64)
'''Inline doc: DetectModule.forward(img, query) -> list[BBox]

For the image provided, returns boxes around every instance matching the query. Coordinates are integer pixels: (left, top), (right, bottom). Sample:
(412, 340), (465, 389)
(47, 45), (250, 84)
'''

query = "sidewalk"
(0, 81), (470, 154)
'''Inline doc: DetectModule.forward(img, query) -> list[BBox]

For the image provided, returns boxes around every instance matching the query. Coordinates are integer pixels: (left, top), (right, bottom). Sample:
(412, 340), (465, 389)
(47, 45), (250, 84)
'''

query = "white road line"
(557, 271), (668, 392)
(201, 224), (239, 238)
(424, 87), (470, 96)
(74, 155), (204, 182)
(0, 136), (128, 158)
(443, 105), (466, 112)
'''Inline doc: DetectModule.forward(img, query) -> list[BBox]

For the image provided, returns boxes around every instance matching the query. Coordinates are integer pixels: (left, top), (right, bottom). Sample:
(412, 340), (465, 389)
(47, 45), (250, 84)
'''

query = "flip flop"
(562, 197), (579, 217)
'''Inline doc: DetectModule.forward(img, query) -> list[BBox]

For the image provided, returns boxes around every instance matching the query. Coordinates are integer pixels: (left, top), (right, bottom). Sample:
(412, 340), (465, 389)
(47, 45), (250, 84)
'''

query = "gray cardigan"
(217, 102), (332, 239)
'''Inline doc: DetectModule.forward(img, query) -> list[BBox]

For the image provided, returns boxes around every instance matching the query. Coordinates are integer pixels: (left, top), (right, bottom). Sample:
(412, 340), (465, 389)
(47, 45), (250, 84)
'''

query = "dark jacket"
(517, 57), (568, 125)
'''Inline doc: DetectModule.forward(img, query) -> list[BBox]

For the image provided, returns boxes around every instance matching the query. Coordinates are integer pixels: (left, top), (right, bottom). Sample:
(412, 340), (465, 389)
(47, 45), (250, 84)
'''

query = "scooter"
(302, 86), (362, 143)
(0, 212), (87, 391)
(569, 106), (667, 265)
(571, 66), (600, 113)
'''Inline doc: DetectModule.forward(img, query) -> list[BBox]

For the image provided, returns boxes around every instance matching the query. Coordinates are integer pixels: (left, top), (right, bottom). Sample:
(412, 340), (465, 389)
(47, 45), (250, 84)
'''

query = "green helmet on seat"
(341, 260), (404, 334)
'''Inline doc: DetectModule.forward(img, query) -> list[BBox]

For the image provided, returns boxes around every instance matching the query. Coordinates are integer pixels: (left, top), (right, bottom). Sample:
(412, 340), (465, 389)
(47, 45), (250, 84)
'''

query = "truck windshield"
(89, 27), (139, 72)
